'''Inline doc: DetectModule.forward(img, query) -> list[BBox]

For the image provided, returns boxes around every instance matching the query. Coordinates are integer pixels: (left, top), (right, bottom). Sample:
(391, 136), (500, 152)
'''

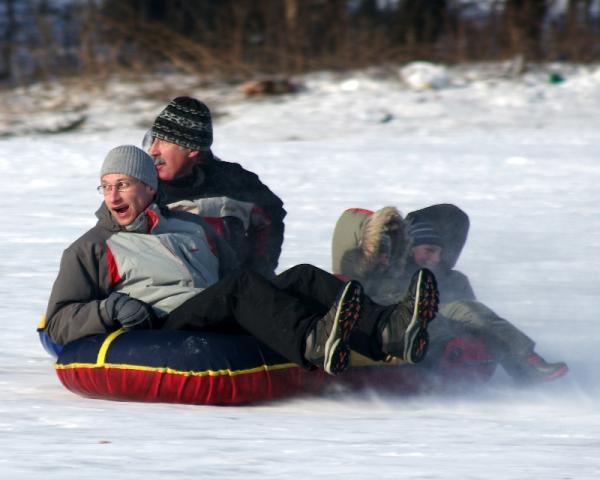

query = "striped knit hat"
(151, 96), (213, 151)
(407, 221), (444, 247)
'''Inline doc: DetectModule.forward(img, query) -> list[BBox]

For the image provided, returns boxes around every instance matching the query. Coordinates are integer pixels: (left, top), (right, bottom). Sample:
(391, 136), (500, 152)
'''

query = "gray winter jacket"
(331, 205), (475, 305)
(44, 202), (238, 346)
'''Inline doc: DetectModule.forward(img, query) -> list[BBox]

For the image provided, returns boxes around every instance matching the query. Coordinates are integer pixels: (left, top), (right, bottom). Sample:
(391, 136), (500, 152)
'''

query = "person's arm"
(231, 165), (286, 278)
(197, 215), (241, 278)
(246, 196), (286, 278)
(44, 240), (117, 345)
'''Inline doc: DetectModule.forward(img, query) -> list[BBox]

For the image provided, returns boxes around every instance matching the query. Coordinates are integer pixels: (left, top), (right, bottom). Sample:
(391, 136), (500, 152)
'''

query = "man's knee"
(281, 263), (318, 279)
(295, 264), (319, 275)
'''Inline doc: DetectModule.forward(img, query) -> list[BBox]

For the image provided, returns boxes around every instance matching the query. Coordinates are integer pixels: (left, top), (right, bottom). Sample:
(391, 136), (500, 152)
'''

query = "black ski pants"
(163, 264), (392, 367)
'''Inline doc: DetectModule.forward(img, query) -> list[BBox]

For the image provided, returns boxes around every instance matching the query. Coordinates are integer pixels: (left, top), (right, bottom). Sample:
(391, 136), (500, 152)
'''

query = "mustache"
(153, 156), (166, 166)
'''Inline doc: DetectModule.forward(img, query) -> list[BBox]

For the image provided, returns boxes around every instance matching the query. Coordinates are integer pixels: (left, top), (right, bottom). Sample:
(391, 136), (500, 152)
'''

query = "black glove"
(104, 292), (156, 330)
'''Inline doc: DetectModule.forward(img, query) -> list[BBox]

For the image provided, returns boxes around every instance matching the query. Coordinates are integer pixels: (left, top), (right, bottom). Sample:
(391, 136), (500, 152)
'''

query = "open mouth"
(113, 205), (130, 217)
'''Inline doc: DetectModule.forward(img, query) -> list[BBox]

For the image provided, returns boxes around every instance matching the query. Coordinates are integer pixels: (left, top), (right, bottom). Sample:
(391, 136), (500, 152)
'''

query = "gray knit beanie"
(100, 145), (157, 190)
(152, 96), (213, 151)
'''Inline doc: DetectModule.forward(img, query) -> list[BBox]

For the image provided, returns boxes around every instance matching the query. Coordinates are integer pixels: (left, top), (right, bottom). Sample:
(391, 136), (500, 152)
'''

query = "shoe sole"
(403, 268), (439, 364)
(324, 281), (363, 375)
(541, 363), (569, 382)
(540, 364), (569, 382)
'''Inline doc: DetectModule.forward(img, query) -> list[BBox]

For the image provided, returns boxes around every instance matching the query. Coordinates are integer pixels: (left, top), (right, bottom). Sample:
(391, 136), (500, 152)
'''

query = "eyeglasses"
(142, 133), (190, 153)
(97, 179), (139, 195)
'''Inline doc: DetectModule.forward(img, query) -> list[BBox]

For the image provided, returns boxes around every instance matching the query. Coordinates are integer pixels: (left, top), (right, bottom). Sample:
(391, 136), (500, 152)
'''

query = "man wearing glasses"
(43, 145), (439, 375)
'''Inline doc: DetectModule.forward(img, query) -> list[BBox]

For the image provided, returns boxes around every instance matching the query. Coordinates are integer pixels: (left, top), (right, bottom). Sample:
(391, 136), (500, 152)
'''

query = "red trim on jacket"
(147, 209), (160, 232)
(106, 246), (122, 288)
(346, 208), (374, 216)
(203, 217), (225, 236)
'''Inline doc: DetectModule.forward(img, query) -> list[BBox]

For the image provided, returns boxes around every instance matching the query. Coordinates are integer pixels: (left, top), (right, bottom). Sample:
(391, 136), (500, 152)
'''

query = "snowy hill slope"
(1, 63), (599, 479)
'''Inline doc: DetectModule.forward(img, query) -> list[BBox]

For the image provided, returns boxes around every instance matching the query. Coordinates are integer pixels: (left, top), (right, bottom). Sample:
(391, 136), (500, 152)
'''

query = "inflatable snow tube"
(52, 329), (325, 406)
(39, 321), (496, 404)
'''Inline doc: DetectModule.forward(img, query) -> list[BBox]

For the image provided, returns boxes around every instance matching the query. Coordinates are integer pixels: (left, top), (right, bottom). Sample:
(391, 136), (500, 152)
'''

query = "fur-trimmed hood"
(331, 207), (408, 281)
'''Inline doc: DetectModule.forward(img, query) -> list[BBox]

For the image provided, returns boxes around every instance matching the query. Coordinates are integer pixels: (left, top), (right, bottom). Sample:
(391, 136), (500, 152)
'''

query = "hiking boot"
(504, 352), (569, 384)
(304, 280), (363, 375)
(380, 268), (438, 364)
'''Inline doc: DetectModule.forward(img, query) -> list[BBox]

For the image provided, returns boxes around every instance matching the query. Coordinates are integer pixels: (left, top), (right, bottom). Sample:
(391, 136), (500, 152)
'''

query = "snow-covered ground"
(1, 63), (599, 478)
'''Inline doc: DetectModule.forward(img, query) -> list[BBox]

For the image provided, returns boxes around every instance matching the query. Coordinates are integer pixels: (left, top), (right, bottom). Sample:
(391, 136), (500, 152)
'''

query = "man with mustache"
(143, 96), (285, 279)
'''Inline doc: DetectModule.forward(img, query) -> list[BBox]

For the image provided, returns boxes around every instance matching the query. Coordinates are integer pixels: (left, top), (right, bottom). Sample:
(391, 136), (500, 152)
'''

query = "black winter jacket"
(159, 151), (286, 278)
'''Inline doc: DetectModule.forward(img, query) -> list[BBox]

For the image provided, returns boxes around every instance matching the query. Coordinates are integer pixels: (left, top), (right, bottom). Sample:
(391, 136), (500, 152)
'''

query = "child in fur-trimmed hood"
(331, 204), (568, 384)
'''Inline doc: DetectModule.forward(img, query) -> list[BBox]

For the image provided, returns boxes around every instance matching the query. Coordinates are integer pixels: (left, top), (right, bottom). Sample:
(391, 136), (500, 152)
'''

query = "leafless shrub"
(1, 0), (599, 86)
